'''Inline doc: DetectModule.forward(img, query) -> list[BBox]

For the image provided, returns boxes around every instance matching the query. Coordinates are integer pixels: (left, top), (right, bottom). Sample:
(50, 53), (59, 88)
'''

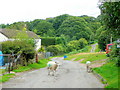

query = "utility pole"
(110, 34), (112, 44)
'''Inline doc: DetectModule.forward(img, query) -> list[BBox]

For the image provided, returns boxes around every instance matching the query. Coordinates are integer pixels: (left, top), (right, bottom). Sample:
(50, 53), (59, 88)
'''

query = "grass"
(13, 59), (50, 73)
(0, 73), (15, 83)
(95, 44), (101, 52)
(92, 62), (119, 88)
(0, 69), (6, 74)
(68, 45), (92, 55)
(65, 52), (108, 63)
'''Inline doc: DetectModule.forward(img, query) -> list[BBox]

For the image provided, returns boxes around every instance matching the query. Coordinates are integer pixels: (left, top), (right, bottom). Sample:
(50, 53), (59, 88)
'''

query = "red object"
(36, 53), (38, 63)
(106, 44), (113, 54)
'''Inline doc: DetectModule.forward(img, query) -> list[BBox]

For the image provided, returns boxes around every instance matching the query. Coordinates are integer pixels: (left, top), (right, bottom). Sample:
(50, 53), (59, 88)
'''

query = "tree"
(58, 16), (93, 41)
(99, 2), (120, 38)
(53, 14), (70, 30)
(33, 20), (55, 36)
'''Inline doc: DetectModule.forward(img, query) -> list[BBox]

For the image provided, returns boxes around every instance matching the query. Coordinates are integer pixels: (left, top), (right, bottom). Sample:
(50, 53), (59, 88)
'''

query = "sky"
(0, 0), (101, 24)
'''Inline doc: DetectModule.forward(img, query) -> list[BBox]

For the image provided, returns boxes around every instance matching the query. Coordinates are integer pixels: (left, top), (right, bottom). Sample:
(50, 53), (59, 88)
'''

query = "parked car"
(105, 44), (113, 57)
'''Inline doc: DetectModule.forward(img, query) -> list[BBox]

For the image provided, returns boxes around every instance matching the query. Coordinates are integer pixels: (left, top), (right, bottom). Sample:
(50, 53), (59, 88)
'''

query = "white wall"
(35, 39), (41, 51)
(0, 33), (8, 42)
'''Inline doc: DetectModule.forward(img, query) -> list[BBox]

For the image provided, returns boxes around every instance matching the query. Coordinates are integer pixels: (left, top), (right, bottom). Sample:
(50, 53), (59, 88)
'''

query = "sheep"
(47, 61), (58, 76)
(86, 61), (92, 73)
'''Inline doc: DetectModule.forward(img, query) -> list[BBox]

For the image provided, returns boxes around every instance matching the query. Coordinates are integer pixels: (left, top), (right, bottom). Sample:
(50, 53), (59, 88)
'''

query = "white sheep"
(47, 61), (58, 76)
(86, 61), (92, 73)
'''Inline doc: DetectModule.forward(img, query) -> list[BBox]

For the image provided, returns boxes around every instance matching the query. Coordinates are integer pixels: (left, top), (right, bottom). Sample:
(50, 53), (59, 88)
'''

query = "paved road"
(1, 57), (104, 88)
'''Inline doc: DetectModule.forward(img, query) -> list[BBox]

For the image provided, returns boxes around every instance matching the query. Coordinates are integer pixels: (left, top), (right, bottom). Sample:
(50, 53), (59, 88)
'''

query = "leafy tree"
(58, 16), (93, 41)
(67, 40), (80, 52)
(53, 14), (70, 30)
(46, 45), (64, 55)
(33, 20), (55, 36)
(99, 2), (120, 38)
(78, 38), (88, 49)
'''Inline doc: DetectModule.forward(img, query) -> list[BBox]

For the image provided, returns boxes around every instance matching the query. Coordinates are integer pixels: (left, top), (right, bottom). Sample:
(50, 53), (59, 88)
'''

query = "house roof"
(0, 29), (40, 39)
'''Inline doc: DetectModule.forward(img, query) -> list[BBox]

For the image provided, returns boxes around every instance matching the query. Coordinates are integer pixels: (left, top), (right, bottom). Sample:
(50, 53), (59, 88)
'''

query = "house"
(0, 29), (41, 51)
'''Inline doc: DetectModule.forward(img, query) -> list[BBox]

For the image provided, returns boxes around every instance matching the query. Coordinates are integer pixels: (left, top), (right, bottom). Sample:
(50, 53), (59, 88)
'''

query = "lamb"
(47, 61), (58, 76)
(86, 61), (92, 73)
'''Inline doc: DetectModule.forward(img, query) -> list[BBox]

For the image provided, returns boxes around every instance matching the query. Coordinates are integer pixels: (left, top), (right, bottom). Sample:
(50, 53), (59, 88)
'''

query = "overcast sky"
(0, 0), (101, 24)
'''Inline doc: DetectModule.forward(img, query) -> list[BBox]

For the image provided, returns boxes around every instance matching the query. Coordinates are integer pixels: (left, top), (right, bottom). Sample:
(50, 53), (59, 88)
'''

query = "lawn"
(93, 62), (119, 88)
(0, 73), (15, 83)
(65, 52), (108, 63)
(13, 59), (50, 73)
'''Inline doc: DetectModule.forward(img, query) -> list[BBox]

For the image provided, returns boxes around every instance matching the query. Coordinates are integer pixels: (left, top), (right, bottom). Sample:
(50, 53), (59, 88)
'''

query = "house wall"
(35, 39), (41, 51)
(0, 33), (8, 42)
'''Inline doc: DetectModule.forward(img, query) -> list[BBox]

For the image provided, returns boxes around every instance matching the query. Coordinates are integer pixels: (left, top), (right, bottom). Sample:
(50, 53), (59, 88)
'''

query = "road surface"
(1, 57), (104, 88)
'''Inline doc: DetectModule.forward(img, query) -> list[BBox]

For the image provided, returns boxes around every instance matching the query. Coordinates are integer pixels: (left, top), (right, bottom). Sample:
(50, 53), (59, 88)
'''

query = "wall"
(0, 33), (8, 42)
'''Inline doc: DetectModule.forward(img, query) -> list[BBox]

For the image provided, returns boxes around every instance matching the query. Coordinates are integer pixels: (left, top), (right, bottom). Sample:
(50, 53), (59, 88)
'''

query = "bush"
(109, 43), (120, 67)
(41, 37), (56, 46)
(46, 44), (64, 55)
(66, 38), (88, 52)
(1, 40), (36, 65)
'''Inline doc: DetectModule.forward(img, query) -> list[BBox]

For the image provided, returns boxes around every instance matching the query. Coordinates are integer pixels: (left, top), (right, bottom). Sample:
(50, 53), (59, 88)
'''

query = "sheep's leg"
(48, 69), (50, 75)
(52, 70), (55, 76)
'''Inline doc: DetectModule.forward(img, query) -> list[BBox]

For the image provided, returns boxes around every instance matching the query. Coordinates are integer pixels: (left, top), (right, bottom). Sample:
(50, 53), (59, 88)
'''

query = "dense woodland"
(0, 15), (101, 52)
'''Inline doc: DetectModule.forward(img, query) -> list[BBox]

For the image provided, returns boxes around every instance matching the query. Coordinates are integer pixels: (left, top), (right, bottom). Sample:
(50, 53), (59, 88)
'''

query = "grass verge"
(0, 73), (15, 83)
(13, 59), (50, 73)
(0, 59), (50, 83)
(65, 52), (108, 63)
(92, 62), (119, 88)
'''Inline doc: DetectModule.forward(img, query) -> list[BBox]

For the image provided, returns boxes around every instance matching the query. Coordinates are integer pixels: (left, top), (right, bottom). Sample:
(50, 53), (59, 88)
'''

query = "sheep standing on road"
(47, 61), (58, 76)
(86, 61), (92, 73)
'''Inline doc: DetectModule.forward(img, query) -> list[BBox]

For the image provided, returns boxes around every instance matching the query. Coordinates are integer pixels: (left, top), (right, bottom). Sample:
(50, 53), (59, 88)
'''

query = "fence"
(0, 54), (21, 73)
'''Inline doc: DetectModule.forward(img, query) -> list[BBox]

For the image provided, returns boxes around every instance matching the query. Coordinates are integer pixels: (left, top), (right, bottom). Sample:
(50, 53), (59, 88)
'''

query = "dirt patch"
(71, 58), (76, 61)
(90, 59), (108, 68)
(77, 59), (85, 62)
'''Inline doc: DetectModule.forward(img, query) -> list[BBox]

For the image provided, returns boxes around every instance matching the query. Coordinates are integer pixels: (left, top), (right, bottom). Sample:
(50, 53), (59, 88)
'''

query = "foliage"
(95, 44), (101, 52)
(67, 40), (80, 52)
(13, 59), (50, 72)
(41, 37), (56, 46)
(57, 16), (93, 41)
(1, 40), (36, 64)
(93, 62), (119, 88)
(0, 73), (15, 83)
(98, 30), (111, 51)
(0, 14), (101, 46)
(66, 38), (88, 52)
(68, 45), (91, 55)
(53, 14), (70, 30)
(38, 46), (45, 52)
(109, 43), (120, 67)
(99, 2), (120, 38)
(46, 45), (64, 55)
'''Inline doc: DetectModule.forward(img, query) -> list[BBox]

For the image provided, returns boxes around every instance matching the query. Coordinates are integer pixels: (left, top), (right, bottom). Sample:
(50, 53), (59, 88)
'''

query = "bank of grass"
(13, 59), (50, 73)
(0, 73), (15, 83)
(92, 62), (119, 88)
(65, 52), (108, 63)
(68, 45), (92, 55)
(0, 69), (6, 74)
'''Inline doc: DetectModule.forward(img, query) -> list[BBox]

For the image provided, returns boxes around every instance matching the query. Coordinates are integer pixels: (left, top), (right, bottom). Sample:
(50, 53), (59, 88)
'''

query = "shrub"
(1, 40), (36, 65)
(109, 43), (120, 67)
(46, 44), (64, 55)
(41, 37), (56, 46)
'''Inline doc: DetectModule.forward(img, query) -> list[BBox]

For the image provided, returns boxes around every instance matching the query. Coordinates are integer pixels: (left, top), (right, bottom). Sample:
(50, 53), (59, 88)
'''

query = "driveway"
(1, 57), (104, 88)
